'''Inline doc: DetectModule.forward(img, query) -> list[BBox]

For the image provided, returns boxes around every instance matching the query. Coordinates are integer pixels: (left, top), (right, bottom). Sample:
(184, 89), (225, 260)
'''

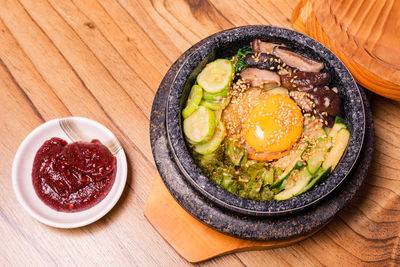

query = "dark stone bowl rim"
(166, 25), (365, 216)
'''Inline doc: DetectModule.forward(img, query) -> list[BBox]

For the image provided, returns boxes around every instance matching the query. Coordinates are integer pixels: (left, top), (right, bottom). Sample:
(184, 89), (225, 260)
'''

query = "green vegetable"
(200, 96), (231, 111)
(183, 106), (216, 143)
(194, 120), (226, 155)
(297, 167), (331, 195)
(306, 137), (329, 174)
(224, 139), (246, 166)
(182, 85), (203, 119)
(271, 143), (310, 190)
(197, 59), (234, 93)
(322, 127), (350, 171)
(271, 160), (304, 190)
(260, 168), (274, 186)
(267, 87), (289, 96)
(231, 45), (253, 74)
(274, 168), (313, 201)
(202, 87), (230, 101)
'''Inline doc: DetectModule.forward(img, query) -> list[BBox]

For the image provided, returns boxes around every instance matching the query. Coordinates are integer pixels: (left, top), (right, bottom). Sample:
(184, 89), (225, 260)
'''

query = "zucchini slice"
(200, 96), (231, 111)
(202, 87), (230, 101)
(322, 128), (350, 171)
(194, 120), (226, 154)
(197, 59), (234, 93)
(183, 106), (216, 144)
(182, 85), (203, 119)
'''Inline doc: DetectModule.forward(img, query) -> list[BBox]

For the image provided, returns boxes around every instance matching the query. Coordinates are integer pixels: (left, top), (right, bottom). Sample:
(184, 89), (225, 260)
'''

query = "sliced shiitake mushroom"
(281, 71), (331, 90)
(273, 46), (325, 72)
(245, 53), (288, 72)
(240, 68), (281, 87)
(251, 39), (277, 54)
(306, 86), (343, 118)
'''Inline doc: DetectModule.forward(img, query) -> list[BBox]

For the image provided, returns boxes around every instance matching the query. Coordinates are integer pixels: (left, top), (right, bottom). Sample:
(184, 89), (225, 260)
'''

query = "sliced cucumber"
(271, 144), (310, 190)
(197, 59), (234, 93)
(202, 87), (230, 101)
(200, 96), (231, 111)
(182, 85), (203, 119)
(297, 167), (331, 195)
(334, 116), (346, 125)
(194, 120), (226, 154)
(328, 117), (346, 137)
(274, 168), (313, 201)
(270, 160), (304, 190)
(314, 127), (328, 139)
(183, 106), (216, 144)
(306, 137), (329, 174)
(322, 128), (350, 171)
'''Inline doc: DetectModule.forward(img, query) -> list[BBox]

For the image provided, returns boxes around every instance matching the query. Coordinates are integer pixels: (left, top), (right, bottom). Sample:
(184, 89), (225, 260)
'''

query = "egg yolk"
(243, 94), (303, 153)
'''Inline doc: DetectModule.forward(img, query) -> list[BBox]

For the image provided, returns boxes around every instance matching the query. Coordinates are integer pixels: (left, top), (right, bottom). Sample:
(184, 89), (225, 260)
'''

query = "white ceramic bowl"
(12, 117), (127, 228)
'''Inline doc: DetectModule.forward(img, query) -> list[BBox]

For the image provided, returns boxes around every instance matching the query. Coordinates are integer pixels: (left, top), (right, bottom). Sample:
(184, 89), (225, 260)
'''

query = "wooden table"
(1, 0), (399, 265)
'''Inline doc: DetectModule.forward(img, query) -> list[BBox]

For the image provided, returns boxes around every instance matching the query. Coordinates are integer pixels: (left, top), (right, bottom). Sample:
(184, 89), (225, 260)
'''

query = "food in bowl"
(181, 39), (351, 201)
(32, 137), (117, 212)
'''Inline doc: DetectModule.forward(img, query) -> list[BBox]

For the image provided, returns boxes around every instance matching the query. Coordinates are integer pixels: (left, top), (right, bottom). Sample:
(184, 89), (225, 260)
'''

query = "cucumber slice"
(334, 116), (346, 125)
(297, 167), (331, 195)
(328, 117), (346, 137)
(183, 106), (216, 144)
(202, 87), (230, 101)
(182, 85), (203, 119)
(274, 168), (313, 201)
(197, 59), (234, 93)
(270, 160), (304, 190)
(306, 137), (329, 174)
(194, 120), (226, 154)
(200, 96), (231, 111)
(271, 143), (310, 190)
(322, 128), (350, 171)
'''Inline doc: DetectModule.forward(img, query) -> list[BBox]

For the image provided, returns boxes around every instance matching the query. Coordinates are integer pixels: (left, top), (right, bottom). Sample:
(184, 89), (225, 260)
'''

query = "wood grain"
(1, 0), (399, 265)
(144, 175), (327, 263)
(292, 0), (400, 100)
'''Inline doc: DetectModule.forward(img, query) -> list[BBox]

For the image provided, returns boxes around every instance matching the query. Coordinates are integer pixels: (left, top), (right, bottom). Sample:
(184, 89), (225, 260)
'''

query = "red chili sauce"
(32, 137), (117, 212)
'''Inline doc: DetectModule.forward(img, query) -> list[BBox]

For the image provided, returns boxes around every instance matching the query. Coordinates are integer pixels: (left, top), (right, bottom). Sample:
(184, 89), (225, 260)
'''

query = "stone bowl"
(166, 26), (365, 216)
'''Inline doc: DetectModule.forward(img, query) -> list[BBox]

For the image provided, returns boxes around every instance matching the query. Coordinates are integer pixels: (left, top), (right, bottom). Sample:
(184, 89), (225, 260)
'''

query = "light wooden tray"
(144, 176), (325, 263)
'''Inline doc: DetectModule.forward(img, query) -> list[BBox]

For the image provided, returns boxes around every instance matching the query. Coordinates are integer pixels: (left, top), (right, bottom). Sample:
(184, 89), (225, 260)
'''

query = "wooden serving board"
(144, 176), (325, 263)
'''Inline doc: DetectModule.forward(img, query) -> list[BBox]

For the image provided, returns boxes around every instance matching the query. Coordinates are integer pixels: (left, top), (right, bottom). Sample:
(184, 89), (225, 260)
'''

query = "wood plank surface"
(1, 0), (399, 265)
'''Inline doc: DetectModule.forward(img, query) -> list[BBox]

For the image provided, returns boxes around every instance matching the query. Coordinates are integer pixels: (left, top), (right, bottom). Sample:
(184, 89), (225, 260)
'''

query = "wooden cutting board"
(144, 176), (326, 263)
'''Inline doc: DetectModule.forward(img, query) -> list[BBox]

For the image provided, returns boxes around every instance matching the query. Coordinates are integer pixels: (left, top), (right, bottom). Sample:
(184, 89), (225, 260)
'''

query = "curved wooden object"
(292, 0), (400, 100)
(315, 0), (400, 83)
(144, 176), (325, 263)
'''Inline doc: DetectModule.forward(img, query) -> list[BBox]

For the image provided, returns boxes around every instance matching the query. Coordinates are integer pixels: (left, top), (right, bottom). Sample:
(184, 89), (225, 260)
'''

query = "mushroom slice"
(273, 46), (325, 72)
(240, 68), (281, 88)
(281, 71), (331, 90)
(306, 86), (343, 117)
(245, 53), (285, 71)
(251, 39), (277, 54)
(289, 91), (314, 113)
